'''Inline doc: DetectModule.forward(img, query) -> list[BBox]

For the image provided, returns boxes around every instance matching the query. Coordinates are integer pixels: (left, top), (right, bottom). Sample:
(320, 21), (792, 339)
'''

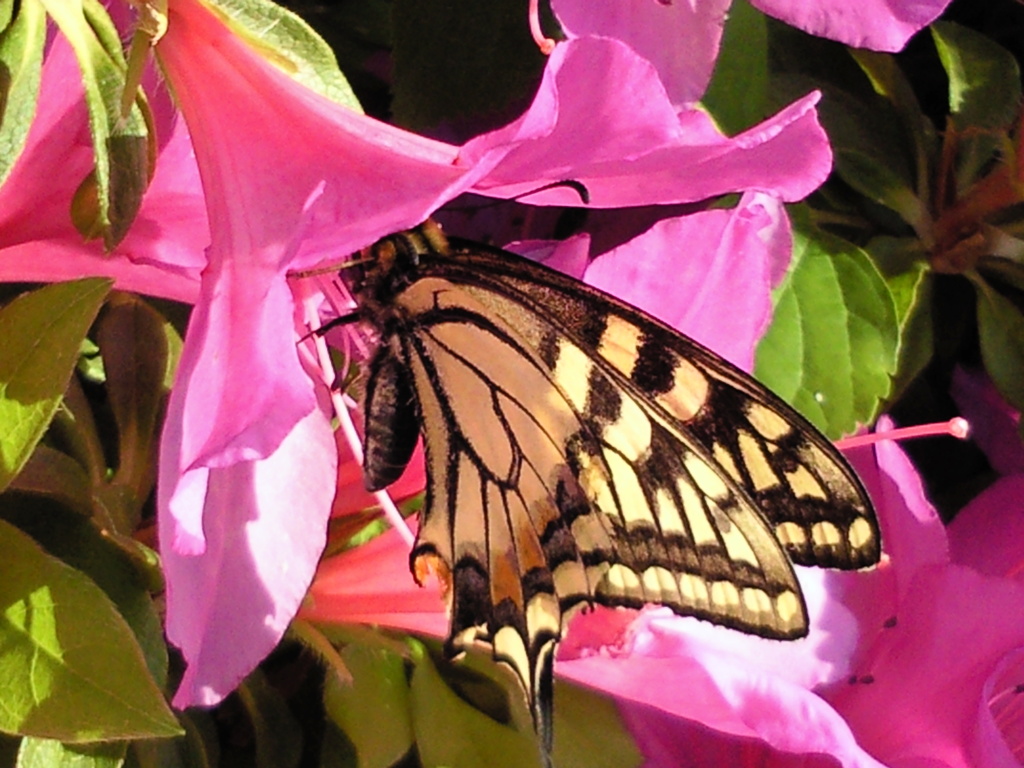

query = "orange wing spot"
(414, 552), (453, 601)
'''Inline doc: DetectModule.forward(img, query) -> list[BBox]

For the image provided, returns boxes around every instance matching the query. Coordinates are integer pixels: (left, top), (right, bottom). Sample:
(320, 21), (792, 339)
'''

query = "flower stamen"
(837, 417), (970, 450)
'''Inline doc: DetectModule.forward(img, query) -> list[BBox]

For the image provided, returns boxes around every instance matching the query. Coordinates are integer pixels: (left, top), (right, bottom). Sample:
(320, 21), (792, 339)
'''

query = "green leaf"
(867, 236), (933, 399)
(409, 644), (539, 768)
(0, 279), (111, 493)
(0, 501), (169, 691)
(815, 82), (929, 232)
(0, 518), (180, 741)
(930, 21), (1019, 190)
(932, 21), (1021, 132)
(6, 446), (94, 517)
(392, 0), (549, 132)
(976, 280), (1024, 414)
(36, 0), (149, 248)
(551, 681), (641, 768)
(17, 737), (125, 768)
(323, 644), (413, 768)
(236, 671), (302, 768)
(849, 49), (935, 203)
(50, 377), (107, 487)
(0, 0), (46, 188)
(200, 0), (360, 110)
(703, 0), (768, 133)
(756, 216), (898, 438)
(93, 294), (168, 533)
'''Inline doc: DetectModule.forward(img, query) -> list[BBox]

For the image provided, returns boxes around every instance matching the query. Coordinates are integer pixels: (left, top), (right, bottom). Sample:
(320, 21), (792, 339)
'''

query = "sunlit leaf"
(0, 0), (46, 188)
(16, 737), (125, 768)
(201, 0), (359, 109)
(757, 214), (898, 437)
(0, 519), (180, 741)
(0, 279), (111, 493)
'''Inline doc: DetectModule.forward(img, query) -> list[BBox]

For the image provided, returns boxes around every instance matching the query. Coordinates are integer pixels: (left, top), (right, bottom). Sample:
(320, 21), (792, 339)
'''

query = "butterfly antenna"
(288, 254), (375, 279)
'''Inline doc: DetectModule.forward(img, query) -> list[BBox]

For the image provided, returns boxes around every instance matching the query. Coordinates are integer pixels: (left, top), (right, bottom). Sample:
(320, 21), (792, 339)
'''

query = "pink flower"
(549, 0), (730, 107)
(751, 0), (951, 52)
(303, 522), (447, 640)
(550, 0), (952, 101)
(461, 37), (831, 207)
(150, 0), (525, 707)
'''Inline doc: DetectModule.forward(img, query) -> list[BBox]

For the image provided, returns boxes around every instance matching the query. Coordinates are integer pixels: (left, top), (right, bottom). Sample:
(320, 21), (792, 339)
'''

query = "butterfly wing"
(436, 238), (881, 572)
(360, 258), (836, 751)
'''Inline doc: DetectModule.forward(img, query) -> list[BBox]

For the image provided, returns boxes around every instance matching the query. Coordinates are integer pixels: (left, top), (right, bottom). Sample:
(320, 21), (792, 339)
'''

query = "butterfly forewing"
(351, 223), (881, 759)
(436, 237), (881, 571)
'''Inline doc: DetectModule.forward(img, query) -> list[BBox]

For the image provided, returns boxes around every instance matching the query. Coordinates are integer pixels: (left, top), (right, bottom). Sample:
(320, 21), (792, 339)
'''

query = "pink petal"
(978, 647), (1024, 766)
(559, 650), (886, 768)
(0, 240), (199, 303)
(824, 565), (1024, 768)
(845, 417), (950, 585)
(550, 0), (731, 106)
(159, 0), (491, 271)
(752, 0), (951, 52)
(463, 38), (831, 207)
(582, 195), (785, 371)
(158, 270), (320, 557)
(163, 402), (337, 707)
(155, 0), (522, 706)
(0, 35), (93, 245)
(950, 366), (1024, 477)
(154, 0), (495, 490)
(505, 233), (592, 280)
(302, 520), (448, 639)
(948, 476), (1024, 582)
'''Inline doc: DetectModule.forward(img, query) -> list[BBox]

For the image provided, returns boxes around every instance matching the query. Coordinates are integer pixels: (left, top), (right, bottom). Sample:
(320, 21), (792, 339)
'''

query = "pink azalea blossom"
(549, 0), (730, 107)
(151, 0), (529, 707)
(461, 37), (831, 207)
(750, 0), (951, 53)
(550, 0), (952, 102)
(948, 368), (1024, 585)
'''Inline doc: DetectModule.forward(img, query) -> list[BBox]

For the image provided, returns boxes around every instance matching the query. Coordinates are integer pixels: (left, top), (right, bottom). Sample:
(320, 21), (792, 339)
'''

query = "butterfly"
(339, 220), (879, 764)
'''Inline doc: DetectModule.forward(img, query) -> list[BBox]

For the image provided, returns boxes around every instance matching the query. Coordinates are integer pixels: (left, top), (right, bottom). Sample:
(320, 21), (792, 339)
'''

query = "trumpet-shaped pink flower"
(461, 37), (831, 207)
(151, 0), (532, 707)
(550, 0), (952, 105)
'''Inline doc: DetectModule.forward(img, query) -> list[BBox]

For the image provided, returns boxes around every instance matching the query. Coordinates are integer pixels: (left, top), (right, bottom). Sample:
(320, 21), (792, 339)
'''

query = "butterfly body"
(348, 221), (880, 758)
